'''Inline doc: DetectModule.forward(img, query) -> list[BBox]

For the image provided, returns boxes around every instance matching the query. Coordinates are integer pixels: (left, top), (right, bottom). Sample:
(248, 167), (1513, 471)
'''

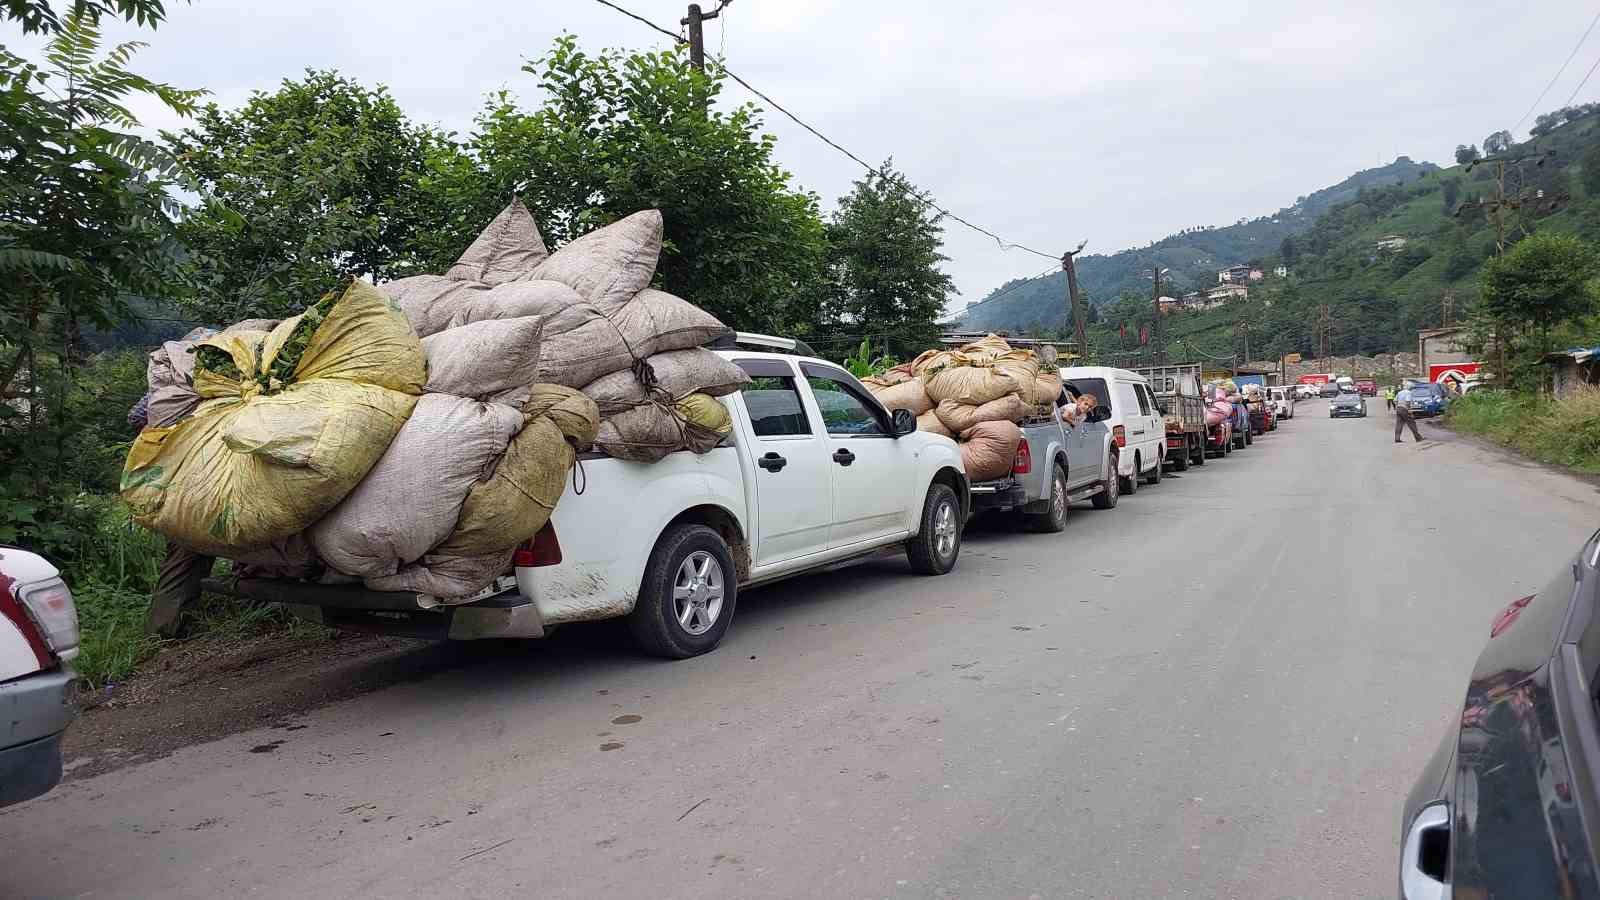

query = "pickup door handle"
(758, 452), (787, 472)
(832, 448), (856, 467)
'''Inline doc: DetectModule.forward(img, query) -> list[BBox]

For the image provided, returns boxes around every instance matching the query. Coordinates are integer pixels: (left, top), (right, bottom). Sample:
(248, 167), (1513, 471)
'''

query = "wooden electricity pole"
(1150, 267), (1169, 364)
(1062, 242), (1088, 362)
(1316, 304), (1331, 361)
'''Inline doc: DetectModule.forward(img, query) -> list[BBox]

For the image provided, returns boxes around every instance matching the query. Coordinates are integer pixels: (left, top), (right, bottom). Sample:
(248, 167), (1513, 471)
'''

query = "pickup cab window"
(806, 376), (885, 436)
(741, 376), (812, 437)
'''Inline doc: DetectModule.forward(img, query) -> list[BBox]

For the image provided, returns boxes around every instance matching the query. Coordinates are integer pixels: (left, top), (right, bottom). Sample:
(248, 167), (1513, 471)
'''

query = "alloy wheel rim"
(673, 550), (724, 636)
(934, 500), (957, 559)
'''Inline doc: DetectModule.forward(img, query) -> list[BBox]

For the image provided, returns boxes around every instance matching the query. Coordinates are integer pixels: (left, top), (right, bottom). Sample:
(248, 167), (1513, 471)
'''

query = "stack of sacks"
(1204, 386), (1231, 427)
(307, 315), (599, 599)
(122, 281), (428, 555)
(379, 200), (741, 463)
(861, 334), (1060, 481)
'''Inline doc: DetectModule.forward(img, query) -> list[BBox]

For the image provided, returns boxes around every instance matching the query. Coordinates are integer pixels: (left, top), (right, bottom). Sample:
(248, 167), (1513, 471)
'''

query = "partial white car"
(0, 547), (80, 808)
(1267, 386), (1295, 420)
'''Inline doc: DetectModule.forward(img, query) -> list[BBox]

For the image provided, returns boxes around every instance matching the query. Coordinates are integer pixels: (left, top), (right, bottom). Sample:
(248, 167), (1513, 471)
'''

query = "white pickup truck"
(211, 348), (970, 659)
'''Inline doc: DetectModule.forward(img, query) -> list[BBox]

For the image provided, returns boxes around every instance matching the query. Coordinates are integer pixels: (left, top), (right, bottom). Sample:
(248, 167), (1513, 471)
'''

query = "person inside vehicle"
(1059, 391), (1097, 427)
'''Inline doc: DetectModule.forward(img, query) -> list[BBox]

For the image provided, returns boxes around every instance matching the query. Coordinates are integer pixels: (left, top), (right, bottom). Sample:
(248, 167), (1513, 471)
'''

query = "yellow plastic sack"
(122, 281), (426, 555)
(435, 385), (600, 556)
(677, 392), (732, 434)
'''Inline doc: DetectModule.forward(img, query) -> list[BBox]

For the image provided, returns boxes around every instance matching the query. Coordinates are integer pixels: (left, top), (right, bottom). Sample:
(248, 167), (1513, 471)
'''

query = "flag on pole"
(1139, 325), (1150, 345)
(1119, 322), (1126, 340)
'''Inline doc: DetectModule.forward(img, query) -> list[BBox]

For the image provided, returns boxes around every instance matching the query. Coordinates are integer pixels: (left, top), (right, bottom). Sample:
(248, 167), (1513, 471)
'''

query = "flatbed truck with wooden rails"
(1133, 365), (1207, 471)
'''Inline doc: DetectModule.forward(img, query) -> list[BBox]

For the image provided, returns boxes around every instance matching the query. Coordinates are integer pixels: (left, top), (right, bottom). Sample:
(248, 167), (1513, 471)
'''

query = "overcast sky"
(22, 1), (1600, 311)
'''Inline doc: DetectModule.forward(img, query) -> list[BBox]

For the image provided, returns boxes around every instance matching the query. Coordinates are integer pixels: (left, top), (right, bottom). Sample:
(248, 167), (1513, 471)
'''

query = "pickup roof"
(967, 388), (1117, 531)
(208, 350), (970, 659)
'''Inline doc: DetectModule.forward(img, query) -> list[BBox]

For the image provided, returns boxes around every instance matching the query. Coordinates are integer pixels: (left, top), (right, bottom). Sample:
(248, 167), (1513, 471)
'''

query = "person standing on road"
(1385, 386), (1396, 410)
(128, 392), (216, 637)
(1394, 395), (1423, 443)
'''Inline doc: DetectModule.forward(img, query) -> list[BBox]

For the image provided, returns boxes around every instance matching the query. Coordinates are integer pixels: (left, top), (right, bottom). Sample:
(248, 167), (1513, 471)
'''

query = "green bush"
(1447, 388), (1600, 473)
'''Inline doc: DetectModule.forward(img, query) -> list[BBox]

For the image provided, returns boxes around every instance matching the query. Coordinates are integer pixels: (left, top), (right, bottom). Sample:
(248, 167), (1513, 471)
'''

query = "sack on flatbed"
(867, 378), (933, 416)
(592, 393), (731, 463)
(916, 410), (954, 438)
(959, 420), (1023, 482)
(122, 281), (426, 555)
(933, 393), (1031, 433)
(581, 349), (749, 417)
(420, 315), (543, 405)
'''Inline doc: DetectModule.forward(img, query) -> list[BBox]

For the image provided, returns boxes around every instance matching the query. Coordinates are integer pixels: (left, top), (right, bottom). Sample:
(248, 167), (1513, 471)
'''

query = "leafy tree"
(1455, 144), (1481, 165)
(821, 161), (955, 347)
(0, 12), (198, 544)
(1480, 231), (1600, 339)
(167, 70), (456, 321)
(456, 37), (827, 335)
(1483, 130), (1513, 156)
(1582, 142), (1600, 199)
(4, 0), (167, 34)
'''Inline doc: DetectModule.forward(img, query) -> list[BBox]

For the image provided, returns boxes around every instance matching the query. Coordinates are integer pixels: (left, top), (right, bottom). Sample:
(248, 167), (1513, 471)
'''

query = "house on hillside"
(1376, 234), (1408, 253)
(1206, 284), (1249, 305)
(1217, 264), (1252, 283)
(1273, 265), (1289, 278)
(1158, 295), (1182, 314)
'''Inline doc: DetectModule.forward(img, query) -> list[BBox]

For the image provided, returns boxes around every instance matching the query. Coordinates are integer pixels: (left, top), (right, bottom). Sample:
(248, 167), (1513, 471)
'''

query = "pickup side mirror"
(890, 407), (918, 437)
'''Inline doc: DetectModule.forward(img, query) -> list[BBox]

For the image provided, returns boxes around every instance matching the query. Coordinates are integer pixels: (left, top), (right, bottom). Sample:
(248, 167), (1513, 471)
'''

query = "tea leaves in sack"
(581, 349), (749, 417)
(593, 393), (730, 462)
(868, 378), (933, 416)
(612, 288), (732, 354)
(121, 281), (426, 555)
(923, 360), (1020, 406)
(446, 198), (549, 285)
(530, 210), (663, 314)
(933, 393), (1031, 433)
(916, 410), (954, 438)
(958, 333), (1012, 360)
(421, 316), (543, 405)
(434, 385), (599, 557)
(959, 420), (1024, 482)
(1030, 371), (1064, 406)
(991, 350), (1041, 393)
(363, 548), (516, 601)
(309, 394), (526, 578)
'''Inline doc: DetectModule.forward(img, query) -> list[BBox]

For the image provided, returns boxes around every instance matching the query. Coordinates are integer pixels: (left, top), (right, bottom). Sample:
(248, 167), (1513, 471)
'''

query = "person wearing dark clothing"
(1394, 402), (1423, 443)
(129, 392), (215, 637)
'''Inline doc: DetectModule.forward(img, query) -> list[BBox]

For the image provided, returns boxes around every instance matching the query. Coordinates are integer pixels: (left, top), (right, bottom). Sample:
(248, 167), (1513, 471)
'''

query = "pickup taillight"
(513, 523), (563, 568)
(1011, 440), (1032, 475)
(1112, 425), (1126, 448)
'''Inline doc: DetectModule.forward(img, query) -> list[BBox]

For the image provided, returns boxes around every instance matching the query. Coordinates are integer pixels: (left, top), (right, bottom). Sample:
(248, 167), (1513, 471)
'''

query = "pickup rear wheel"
(1144, 450), (1163, 485)
(906, 482), (961, 575)
(627, 524), (737, 659)
(1023, 463), (1068, 533)
(1091, 452), (1120, 509)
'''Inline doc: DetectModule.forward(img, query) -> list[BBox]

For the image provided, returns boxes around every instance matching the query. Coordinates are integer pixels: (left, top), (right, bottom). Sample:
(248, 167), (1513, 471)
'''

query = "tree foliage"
(1480, 232), (1600, 336)
(1455, 144), (1481, 165)
(167, 70), (455, 321)
(3, 0), (167, 34)
(448, 37), (827, 335)
(1483, 130), (1513, 156)
(820, 161), (954, 346)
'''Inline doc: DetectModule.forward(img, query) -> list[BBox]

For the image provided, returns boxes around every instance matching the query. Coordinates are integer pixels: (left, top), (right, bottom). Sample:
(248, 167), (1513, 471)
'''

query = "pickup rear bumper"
(201, 577), (546, 640)
(968, 479), (1027, 515)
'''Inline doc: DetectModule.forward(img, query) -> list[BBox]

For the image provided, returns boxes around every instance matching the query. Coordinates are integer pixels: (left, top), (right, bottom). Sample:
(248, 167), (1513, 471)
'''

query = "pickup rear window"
(741, 377), (812, 436)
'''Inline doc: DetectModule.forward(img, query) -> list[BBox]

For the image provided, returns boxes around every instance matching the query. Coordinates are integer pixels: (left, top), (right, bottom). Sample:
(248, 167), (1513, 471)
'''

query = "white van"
(1058, 366), (1166, 493)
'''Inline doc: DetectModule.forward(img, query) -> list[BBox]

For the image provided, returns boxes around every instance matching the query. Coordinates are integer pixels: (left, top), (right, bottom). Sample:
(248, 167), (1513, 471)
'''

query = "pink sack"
(958, 420), (1023, 482)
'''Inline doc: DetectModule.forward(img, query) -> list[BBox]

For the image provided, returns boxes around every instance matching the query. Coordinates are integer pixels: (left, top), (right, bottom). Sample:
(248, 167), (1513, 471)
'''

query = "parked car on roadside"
(967, 383), (1117, 531)
(1400, 528), (1600, 900)
(0, 548), (79, 809)
(1356, 379), (1377, 397)
(1319, 382), (1341, 398)
(207, 346), (969, 660)
(1404, 382), (1450, 417)
(1060, 366), (1166, 494)
(1268, 386), (1295, 420)
(1329, 391), (1368, 418)
(1294, 384), (1317, 400)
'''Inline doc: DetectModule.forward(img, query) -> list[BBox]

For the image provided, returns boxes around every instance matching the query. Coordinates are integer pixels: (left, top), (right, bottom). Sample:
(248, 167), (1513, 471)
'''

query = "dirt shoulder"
(63, 630), (481, 780)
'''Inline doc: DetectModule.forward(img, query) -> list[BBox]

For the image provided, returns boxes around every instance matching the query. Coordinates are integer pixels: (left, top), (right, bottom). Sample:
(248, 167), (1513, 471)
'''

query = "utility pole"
(1150, 266), (1170, 365)
(1459, 149), (1559, 256)
(1441, 290), (1456, 327)
(1062, 241), (1088, 362)
(682, 1), (727, 109)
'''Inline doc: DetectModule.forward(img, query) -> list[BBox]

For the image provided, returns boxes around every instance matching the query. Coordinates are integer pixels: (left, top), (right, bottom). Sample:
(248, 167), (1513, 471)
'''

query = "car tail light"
(1011, 440), (1033, 475)
(15, 577), (78, 662)
(513, 523), (563, 568)
(1112, 425), (1126, 448)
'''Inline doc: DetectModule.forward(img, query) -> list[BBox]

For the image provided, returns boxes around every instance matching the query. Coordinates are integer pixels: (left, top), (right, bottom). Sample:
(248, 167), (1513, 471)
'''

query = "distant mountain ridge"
(958, 157), (1440, 333)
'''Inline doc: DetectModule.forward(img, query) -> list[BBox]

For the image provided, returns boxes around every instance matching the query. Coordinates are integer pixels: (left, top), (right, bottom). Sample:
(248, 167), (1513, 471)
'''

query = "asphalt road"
(5, 400), (1599, 899)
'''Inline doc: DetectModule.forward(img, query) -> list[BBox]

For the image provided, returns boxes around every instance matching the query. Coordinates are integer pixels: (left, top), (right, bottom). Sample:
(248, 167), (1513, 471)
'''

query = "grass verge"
(1445, 388), (1600, 474)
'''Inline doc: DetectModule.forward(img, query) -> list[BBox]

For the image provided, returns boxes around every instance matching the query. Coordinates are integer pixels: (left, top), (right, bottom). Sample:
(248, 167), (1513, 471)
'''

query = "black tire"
(1120, 452), (1140, 495)
(1092, 452), (1120, 509)
(1193, 437), (1206, 466)
(1145, 449), (1163, 485)
(906, 482), (961, 575)
(1173, 443), (1189, 471)
(1245, 428), (1254, 446)
(1024, 463), (1068, 533)
(627, 524), (737, 659)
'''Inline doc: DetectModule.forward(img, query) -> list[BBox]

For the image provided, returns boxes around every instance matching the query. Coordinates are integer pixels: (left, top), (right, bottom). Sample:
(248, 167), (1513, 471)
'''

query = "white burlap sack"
(421, 316), (543, 405)
(934, 394), (1031, 432)
(531, 210), (663, 313)
(310, 394), (525, 578)
(446, 198), (548, 285)
(364, 548), (515, 601)
(582, 349), (749, 416)
(916, 410), (954, 438)
(869, 379), (933, 416)
(612, 288), (731, 353)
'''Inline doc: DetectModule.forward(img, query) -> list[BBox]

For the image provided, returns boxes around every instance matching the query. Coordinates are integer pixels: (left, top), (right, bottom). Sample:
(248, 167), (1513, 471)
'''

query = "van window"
(1065, 378), (1109, 410)
(1118, 382), (1143, 416)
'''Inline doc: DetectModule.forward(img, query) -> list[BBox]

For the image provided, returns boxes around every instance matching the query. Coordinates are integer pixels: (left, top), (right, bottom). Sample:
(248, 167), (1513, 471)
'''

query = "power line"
(1513, 9), (1600, 133)
(591, 0), (1059, 262)
(1565, 48), (1600, 108)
